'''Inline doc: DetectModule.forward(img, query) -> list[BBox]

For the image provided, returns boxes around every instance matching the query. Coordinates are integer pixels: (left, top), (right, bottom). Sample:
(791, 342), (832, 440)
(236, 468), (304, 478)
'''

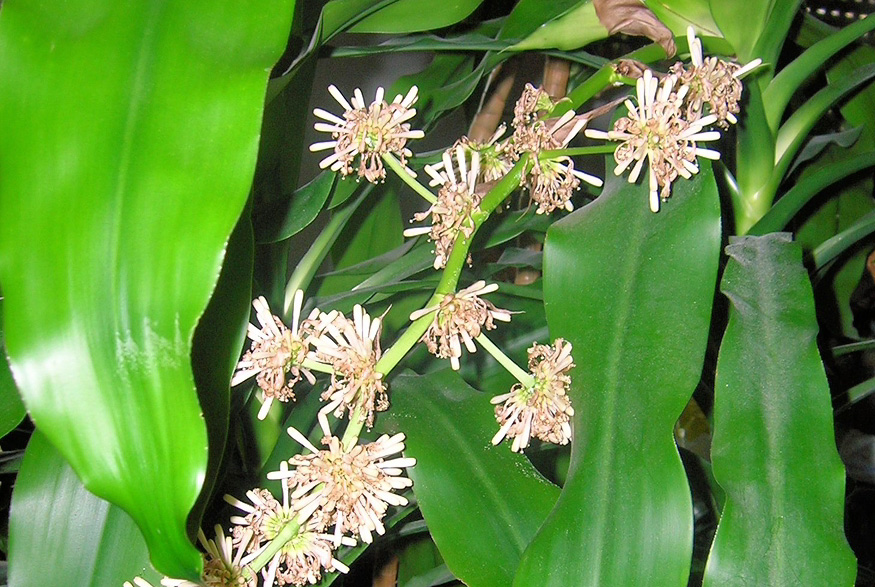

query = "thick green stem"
(248, 515), (303, 573)
(476, 333), (534, 388)
(382, 152), (436, 204)
(302, 358), (334, 375)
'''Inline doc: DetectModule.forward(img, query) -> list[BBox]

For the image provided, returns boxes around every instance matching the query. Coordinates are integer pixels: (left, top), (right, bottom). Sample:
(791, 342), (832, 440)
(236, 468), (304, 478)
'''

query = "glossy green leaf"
(748, 152), (875, 235)
(702, 233), (856, 586)
(317, 188), (404, 296)
(646, 0), (720, 38)
(514, 166), (721, 586)
(378, 370), (560, 587)
(775, 65), (875, 175)
(812, 210), (875, 272)
(0, 301), (25, 438)
(257, 171), (335, 244)
(509, 1), (607, 52)
(710, 0), (799, 64)
(0, 2), (294, 578)
(348, 0), (484, 33)
(9, 431), (163, 587)
(764, 15), (875, 130)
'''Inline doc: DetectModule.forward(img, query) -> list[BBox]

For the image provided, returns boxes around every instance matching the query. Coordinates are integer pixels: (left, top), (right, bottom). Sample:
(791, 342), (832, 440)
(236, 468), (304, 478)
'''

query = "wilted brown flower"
(271, 429), (415, 546)
(584, 69), (722, 212)
(491, 339), (575, 453)
(310, 85), (424, 183)
(409, 281), (512, 370)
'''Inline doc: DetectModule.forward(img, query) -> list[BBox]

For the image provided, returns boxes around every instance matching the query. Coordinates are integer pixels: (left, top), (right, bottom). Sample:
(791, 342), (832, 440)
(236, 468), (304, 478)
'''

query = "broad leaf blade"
(514, 167), (721, 586)
(378, 370), (560, 587)
(702, 233), (855, 586)
(9, 431), (163, 587)
(0, 2), (294, 578)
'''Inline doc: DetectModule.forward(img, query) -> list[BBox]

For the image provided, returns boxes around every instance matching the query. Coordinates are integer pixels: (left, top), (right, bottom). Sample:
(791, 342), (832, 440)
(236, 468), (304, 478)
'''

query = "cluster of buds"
(586, 27), (760, 212)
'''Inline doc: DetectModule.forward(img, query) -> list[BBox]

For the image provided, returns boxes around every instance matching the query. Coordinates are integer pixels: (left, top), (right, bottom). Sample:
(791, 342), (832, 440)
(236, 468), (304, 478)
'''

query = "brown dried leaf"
(592, 0), (676, 57)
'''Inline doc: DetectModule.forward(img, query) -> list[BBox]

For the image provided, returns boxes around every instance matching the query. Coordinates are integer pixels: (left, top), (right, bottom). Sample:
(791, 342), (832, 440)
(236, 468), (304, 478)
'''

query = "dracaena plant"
(1, 1), (874, 586)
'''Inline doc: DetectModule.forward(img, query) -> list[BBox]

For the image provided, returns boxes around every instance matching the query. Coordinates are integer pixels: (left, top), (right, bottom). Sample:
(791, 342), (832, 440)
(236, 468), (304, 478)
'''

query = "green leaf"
(509, 1), (607, 52)
(764, 15), (875, 130)
(9, 431), (163, 587)
(702, 233), (856, 587)
(812, 210), (875, 272)
(774, 65), (875, 177)
(348, 0), (484, 33)
(748, 151), (875, 235)
(0, 301), (25, 438)
(645, 0), (721, 38)
(256, 171), (335, 244)
(710, 0), (799, 64)
(317, 187), (404, 296)
(0, 2), (294, 578)
(514, 166), (721, 586)
(378, 370), (560, 587)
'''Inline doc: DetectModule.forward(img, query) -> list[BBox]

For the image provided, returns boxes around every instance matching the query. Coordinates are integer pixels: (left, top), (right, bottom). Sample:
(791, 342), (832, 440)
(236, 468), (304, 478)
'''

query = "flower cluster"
(404, 147), (483, 269)
(310, 304), (388, 431)
(125, 526), (257, 587)
(311, 85), (424, 183)
(232, 292), (322, 420)
(225, 463), (354, 586)
(491, 339), (575, 452)
(410, 281), (512, 370)
(586, 27), (759, 212)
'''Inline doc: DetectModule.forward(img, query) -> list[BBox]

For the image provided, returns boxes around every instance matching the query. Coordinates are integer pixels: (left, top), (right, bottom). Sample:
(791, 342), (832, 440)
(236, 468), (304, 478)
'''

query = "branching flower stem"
(382, 152), (436, 204)
(340, 155), (530, 449)
(476, 332), (535, 388)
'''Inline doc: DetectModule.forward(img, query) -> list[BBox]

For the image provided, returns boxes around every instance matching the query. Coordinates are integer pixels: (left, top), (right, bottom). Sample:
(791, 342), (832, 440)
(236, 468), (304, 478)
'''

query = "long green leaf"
(0, 2), (294, 578)
(378, 370), (560, 587)
(9, 431), (163, 587)
(702, 233), (855, 586)
(514, 166), (721, 586)
(0, 301), (25, 438)
(348, 0), (484, 33)
(748, 151), (875, 236)
(764, 15), (875, 130)
(774, 65), (875, 174)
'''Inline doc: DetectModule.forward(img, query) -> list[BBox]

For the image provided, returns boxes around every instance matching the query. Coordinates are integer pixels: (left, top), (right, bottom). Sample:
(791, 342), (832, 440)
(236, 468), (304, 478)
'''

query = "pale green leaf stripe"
(0, 1), (294, 578)
(703, 233), (856, 587)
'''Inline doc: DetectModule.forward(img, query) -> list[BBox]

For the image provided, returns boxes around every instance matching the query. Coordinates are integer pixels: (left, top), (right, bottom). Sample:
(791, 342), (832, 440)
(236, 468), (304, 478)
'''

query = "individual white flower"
(404, 146), (482, 270)
(491, 339), (575, 453)
(310, 305), (387, 432)
(409, 281), (512, 370)
(232, 292), (326, 420)
(269, 428), (415, 546)
(310, 85), (424, 183)
(584, 69), (722, 212)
